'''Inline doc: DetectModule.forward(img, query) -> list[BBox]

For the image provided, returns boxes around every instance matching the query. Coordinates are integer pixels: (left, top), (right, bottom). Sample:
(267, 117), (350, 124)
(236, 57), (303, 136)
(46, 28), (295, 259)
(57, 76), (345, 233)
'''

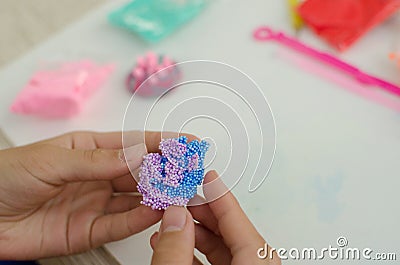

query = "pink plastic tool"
(280, 50), (400, 112)
(10, 60), (115, 118)
(253, 26), (400, 97)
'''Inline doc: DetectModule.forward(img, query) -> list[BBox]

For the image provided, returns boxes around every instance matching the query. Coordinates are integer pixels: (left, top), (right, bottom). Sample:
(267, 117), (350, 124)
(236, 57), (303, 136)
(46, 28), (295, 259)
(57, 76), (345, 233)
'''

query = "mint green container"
(108, 0), (206, 43)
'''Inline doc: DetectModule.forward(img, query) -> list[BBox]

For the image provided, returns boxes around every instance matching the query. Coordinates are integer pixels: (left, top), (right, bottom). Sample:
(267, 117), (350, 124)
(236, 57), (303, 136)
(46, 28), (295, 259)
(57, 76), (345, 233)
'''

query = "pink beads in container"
(126, 52), (180, 97)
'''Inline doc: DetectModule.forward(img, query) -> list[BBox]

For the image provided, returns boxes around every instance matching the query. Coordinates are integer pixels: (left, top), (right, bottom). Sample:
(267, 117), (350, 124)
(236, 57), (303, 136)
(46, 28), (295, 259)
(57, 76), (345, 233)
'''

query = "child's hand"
(0, 131), (194, 260)
(150, 171), (281, 265)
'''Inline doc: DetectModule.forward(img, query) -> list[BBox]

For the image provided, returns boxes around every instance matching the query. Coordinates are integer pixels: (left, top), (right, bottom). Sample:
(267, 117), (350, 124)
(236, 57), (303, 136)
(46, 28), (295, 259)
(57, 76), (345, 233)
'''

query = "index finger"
(144, 131), (200, 153)
(42, 131), (199, 152)
(40, 131), (143, 149)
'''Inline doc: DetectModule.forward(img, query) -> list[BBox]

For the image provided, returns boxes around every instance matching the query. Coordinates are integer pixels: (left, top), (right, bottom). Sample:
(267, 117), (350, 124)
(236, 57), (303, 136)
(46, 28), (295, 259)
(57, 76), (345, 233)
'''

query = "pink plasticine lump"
(10, 60), (115, 118)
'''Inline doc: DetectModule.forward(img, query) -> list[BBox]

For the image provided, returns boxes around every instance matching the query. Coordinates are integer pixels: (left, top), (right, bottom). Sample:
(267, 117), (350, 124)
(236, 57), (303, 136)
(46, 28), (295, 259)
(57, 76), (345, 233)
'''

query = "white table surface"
(0, 1), (399, 264)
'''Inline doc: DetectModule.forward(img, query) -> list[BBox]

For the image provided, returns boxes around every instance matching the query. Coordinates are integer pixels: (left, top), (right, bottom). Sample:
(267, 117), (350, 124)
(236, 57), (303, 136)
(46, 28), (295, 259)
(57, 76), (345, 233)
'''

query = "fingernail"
(162, 206), (187, 233)
(120, 143), (147, 165)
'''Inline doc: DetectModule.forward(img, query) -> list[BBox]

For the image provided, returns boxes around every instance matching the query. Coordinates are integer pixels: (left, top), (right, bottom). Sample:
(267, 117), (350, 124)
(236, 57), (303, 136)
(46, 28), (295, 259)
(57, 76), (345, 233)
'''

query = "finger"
(42, 131), (143, 150)
(44, 131), (199, 152)
(145, 131), (200, 153)
(151, 206), (194, 265)
(150, 231), (159, 249)
(41, 143), (146, 184)
(90, 205), (162, 247)
(39, 131), (198, 184)
(105, 195), (142, 214)
(150, 231), (203, 265)
(188, 197), (219, 235)
(203, 171), (265, 255)
(192, 256), (204, 265)
(194, 224), (232, 265)
(111, 173), (138, 192)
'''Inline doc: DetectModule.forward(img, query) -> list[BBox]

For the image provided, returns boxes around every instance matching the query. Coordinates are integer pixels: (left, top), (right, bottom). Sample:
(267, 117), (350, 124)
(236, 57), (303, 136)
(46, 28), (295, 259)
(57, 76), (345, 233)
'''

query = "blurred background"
(0, 0), (105, 68)
(0, 1), (399, 264)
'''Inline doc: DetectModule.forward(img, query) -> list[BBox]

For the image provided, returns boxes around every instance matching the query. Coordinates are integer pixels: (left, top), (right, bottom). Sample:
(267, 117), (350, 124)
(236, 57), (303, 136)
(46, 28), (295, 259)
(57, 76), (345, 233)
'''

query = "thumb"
(41, 143), (147, 184)
(151, 206), (195, 265)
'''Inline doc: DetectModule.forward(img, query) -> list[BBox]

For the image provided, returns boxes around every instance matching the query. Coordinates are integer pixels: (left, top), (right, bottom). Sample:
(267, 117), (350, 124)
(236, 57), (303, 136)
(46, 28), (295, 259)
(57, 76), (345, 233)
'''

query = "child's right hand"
(150, 170), (281, 265)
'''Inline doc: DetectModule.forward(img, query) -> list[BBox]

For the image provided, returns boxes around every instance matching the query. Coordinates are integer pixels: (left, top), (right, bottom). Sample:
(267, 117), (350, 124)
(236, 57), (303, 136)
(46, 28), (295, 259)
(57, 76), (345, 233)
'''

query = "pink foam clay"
(10, 60), (114, 118)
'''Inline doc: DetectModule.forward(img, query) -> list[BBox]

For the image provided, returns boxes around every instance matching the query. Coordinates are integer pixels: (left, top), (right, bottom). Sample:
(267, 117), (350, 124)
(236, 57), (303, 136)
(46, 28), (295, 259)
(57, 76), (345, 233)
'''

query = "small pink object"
(253, 26), (400, 97)
(389, 52), (400, 68)
(10, 60), (115, 118)
(126, 52), (180, 97)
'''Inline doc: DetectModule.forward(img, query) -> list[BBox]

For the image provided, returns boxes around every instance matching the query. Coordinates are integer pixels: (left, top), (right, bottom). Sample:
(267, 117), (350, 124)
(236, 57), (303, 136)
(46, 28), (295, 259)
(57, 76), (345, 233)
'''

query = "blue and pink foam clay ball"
(137, 136), (209, 210)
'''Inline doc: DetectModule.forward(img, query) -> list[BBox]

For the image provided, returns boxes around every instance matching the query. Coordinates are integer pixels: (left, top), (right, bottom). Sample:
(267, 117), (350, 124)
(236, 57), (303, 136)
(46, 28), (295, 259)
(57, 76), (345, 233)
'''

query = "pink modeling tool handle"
(253, 26), (400, 97)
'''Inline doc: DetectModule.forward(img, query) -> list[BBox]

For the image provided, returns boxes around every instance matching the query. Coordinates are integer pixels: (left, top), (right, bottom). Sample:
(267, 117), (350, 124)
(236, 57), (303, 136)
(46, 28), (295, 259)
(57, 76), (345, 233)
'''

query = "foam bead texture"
(137, 136), (209, 210)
